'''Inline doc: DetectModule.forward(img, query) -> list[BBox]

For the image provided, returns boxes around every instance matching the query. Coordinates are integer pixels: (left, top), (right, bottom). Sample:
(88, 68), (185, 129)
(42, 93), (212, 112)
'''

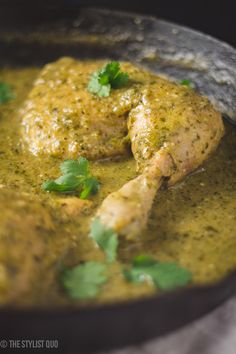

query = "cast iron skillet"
(0, 7), (236, 354)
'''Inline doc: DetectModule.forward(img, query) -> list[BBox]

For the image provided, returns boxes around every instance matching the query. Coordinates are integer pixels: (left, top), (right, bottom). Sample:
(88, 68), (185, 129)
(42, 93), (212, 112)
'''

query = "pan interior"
(0, 8), (236, 309)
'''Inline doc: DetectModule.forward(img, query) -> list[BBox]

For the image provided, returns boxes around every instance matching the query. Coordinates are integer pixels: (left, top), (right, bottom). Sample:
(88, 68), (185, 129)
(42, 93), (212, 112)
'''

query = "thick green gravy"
(0, 67), (236, 308)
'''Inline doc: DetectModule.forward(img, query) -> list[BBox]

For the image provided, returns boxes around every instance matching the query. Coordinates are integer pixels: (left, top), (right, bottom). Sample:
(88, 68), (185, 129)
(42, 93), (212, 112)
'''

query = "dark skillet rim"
(0, 269), (236, 315)
(1, 270), (236, 353)
(87, 7), (236, 52)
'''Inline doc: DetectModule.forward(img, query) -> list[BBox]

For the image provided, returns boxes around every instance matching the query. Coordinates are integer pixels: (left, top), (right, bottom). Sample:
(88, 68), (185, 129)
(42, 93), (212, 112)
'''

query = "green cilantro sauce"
(0, 66), (236, 307)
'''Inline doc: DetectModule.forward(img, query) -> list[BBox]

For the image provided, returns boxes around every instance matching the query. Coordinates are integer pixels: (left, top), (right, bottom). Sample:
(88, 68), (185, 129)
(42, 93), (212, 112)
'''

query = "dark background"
(0, 0), (235, 47)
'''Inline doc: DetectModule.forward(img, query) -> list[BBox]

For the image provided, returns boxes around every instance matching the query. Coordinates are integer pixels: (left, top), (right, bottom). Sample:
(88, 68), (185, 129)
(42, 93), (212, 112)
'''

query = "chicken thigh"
(20, 58), (152, 160)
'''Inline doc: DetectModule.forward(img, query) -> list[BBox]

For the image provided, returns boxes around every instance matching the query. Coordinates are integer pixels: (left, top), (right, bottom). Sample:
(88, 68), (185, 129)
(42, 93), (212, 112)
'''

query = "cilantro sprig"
(123, 255), (192, 290)
(61, 261), (108, 299)
(180, 79), (195, 89)
(0, 82), (15, 104)
(42, 157), (99, 199)
(87, 61), (129, 97)
(90, 218), (118, 263)
(61, 218), (118, 300)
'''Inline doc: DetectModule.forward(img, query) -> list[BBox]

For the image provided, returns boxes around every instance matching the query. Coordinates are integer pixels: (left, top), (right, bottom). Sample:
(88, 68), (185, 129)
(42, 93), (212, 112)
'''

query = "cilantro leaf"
(96, 84), (111, 97)
(43, 173), (79, 193)
(104, 61), (120, 79)
(102, 62), (128, 87)
(0, 82), (15, 104)
(180, 79), (195, 89)
(150, 263), (192, 290)
(88, 72), (111, 97)
(61, 261), (108, 299)
(123, 255), (191, 290)
(87, 61), (129, 97)
(60, 157), (89, 176)
(90, 218), (118, 263)
(132, 255), (157, 267)
(80, 177), (100, 200)
(42, 174), (80, 193)
(42, 157), (100, 198)
(111, 72), (129, 89)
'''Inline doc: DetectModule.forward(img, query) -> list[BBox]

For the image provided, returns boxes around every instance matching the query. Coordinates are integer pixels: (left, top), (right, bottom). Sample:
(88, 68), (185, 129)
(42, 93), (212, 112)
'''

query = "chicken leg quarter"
(20, 58), (224, 239)
(96, 81), (224, 239)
